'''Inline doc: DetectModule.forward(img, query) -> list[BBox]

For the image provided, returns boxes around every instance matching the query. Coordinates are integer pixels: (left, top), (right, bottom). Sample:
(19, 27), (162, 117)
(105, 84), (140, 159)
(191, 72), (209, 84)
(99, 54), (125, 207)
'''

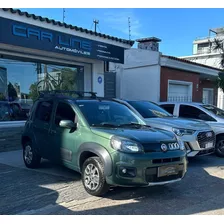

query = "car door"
(48, 101), (79, 165)
(32, 100), (54, 159)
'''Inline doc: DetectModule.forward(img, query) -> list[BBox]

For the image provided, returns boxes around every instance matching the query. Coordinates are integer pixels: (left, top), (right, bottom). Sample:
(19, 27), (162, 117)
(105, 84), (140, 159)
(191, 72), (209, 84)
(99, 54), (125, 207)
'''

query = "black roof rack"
(38, 90), (97, 99)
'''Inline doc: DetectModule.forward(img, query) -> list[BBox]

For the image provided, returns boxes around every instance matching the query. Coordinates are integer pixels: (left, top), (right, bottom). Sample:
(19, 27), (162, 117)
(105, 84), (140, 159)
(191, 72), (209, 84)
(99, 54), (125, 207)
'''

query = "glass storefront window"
(0, 57), (86, 122)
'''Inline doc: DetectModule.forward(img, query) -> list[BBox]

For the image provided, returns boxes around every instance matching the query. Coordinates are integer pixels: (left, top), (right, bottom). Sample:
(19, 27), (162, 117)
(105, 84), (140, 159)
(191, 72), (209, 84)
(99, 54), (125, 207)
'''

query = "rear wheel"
(215, 136), (224, 157)
(23, 141), (41, 168)
(82, 156), (109, 196)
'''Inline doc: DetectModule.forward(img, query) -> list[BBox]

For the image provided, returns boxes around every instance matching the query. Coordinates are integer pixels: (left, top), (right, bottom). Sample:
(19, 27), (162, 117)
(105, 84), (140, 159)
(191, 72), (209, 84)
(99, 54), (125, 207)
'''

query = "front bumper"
(106, 150), (187, 187)
(180, 130), (215, 157)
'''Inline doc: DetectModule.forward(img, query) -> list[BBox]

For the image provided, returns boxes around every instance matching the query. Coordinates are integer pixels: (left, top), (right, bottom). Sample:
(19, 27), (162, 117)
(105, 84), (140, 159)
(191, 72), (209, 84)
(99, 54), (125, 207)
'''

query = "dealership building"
(0, 8), (133, 102)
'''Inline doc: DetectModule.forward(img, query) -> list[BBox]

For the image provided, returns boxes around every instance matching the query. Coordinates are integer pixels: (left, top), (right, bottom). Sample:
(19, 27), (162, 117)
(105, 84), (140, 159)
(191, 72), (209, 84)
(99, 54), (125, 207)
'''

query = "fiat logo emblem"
(161, 143), (168, 152)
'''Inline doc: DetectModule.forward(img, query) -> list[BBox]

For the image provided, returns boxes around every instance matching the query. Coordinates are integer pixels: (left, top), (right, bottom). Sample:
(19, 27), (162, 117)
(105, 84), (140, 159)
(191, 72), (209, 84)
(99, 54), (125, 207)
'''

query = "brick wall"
(0, 125), (24, 153)
(160, 67), (201, 101)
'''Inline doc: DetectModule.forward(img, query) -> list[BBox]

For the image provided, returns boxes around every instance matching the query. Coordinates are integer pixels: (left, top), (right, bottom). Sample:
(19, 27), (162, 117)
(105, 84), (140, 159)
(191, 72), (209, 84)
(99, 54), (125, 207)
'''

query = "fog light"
(122, 168), (127, 174)
(118, 166), (136, 178)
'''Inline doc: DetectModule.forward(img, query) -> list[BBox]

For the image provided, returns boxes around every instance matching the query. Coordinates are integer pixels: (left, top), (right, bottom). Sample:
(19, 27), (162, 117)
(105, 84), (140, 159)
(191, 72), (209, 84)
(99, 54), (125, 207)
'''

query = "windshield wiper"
(92, 123), (119, 128)
(119, 122), (150, 128)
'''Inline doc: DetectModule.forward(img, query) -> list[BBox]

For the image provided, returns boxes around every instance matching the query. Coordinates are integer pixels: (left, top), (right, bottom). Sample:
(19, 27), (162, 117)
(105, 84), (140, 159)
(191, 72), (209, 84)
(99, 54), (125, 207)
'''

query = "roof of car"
(159, 101), (204, 106)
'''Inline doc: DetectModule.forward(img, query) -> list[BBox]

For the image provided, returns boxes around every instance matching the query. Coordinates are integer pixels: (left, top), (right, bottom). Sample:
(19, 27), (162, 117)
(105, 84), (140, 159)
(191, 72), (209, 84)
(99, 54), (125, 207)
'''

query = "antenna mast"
(128, 17), (131, 40)
(63, 8), (65, 23)
(93, 19), (99, 32)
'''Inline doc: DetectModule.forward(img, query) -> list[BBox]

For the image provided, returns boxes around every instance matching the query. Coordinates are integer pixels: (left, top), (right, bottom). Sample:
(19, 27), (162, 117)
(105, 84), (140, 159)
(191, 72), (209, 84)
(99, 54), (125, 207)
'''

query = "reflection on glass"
(0, 58), (85, 122)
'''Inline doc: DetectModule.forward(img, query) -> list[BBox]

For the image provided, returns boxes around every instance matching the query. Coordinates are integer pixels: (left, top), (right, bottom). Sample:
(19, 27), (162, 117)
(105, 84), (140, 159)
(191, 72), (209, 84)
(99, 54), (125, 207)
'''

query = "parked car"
(115, 100), (216, 158)
(21, 91), (187, 196)
(10, 100), (32, 120)
(159, 102), (224, 157)
(0, 101), (14, 121)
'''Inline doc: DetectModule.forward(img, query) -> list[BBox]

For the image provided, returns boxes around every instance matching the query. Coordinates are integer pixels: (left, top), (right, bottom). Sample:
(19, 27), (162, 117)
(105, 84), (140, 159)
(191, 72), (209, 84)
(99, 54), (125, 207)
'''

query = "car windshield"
(127, 101), (173, 118)
(201, 104), (224, 119)
(76, 100), (145, 127)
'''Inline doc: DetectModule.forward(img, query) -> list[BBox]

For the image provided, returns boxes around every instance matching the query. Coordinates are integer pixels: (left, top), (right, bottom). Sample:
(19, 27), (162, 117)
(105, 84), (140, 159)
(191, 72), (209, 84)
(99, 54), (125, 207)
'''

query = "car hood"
(144, 117), (210, 131)
(91, 127), (176, 143)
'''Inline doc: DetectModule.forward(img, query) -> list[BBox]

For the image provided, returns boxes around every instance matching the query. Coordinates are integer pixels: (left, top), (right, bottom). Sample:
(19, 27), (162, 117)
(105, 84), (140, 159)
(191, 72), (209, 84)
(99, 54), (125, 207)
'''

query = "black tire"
(215, 136), (224, 157)
(23, 141), (41, 168)
(81, 156), (109, 197)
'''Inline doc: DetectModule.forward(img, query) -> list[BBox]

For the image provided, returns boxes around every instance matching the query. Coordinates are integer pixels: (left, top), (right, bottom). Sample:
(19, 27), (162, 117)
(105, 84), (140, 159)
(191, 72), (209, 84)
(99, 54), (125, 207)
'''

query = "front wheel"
(215, 136), (224, 157)
(82, 156), (109, 196)
(23, 141), (41, 168)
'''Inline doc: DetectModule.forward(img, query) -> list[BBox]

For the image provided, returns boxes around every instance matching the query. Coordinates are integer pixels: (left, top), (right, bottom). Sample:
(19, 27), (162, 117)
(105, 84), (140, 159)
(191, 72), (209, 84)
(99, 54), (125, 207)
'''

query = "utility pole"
(63, 8), (65, 23)
(128, 17), (131, 40)
(93, 19), (99, 32)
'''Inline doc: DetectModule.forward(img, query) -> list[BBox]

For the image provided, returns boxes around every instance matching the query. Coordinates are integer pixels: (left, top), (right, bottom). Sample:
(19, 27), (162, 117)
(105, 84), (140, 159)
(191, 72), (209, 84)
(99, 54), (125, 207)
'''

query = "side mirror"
(59, 120), (76, 129)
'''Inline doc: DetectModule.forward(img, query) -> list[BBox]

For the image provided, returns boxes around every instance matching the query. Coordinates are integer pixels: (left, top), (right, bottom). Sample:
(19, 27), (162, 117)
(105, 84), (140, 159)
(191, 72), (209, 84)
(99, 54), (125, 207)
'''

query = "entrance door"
(168, 83), (191, 102)
(104, 72), (116, 98)
(203, 88), (214, 105)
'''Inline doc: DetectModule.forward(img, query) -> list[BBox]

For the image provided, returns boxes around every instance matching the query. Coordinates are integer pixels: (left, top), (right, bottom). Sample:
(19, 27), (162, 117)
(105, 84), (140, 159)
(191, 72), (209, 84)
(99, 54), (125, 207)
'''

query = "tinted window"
(179, 105), (216, 121)
(35, 101), (53, 122)
(201, 104), (224, 119)
(160, 104), (175, 115)
(0, 102), (11, 121)
(76, 101), (143, 126)
(127, 101), (173, 118)
(55, 102), (76, 126)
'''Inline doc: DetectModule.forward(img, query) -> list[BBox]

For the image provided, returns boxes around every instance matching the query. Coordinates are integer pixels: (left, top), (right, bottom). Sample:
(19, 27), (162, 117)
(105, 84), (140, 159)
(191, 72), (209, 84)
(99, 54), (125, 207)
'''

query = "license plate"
(205, 142), (213, 149)
(158, 165), (179, 177)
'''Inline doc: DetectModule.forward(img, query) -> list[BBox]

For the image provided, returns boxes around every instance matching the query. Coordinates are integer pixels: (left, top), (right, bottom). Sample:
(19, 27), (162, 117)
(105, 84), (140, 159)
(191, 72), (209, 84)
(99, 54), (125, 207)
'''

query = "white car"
(159, 102), (224, 157)
(115, 99), (216, 158)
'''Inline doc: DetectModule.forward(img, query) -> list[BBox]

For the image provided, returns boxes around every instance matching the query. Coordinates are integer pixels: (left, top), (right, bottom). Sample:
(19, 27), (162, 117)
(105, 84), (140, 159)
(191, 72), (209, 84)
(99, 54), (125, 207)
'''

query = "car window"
(179, 105), (216, 121)
(0, 102), (11, 121)
(35, 101), (53, 123)
(127, 101), (173, 118)
(55, 102), (76, 126)
(201, 104), (224, 119)
(76, 101), (143, 127)
(160, 104), (175, 115)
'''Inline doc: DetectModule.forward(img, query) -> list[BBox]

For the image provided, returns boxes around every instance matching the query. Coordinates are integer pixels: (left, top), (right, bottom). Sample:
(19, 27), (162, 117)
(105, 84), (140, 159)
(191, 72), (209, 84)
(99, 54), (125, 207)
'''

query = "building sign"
(0, 17), (125, 63)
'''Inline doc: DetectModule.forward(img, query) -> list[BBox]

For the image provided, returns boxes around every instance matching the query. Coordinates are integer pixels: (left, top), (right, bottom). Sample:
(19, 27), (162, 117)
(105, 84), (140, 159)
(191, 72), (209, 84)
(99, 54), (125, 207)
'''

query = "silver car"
(159, 102), (224, 157)
(116, 100), (216, 157)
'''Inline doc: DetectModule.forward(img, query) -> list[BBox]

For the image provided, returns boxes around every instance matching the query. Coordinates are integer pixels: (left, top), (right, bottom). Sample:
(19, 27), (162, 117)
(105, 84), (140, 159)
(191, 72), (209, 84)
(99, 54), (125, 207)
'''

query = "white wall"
(111, 48), (161, 102)
(92, 61), (104, 97)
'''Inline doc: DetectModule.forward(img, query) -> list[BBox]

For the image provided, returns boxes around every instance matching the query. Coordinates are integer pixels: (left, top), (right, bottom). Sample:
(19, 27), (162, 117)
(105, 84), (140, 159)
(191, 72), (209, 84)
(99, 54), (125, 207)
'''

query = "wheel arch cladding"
(78, 142), (113, 176)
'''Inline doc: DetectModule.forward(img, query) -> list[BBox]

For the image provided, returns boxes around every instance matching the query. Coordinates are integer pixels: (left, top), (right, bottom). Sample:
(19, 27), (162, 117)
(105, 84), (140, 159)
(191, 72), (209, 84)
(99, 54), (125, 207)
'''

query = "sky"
(18, 8), (224, 57)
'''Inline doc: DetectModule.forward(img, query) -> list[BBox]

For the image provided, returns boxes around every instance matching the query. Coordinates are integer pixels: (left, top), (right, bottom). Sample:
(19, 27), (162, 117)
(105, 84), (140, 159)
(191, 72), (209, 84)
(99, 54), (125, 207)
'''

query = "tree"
(28, 82), (39, 102)
(0, 93), (6, 101)
(213, 38), (224, 91)
(8, 82), (18, 101)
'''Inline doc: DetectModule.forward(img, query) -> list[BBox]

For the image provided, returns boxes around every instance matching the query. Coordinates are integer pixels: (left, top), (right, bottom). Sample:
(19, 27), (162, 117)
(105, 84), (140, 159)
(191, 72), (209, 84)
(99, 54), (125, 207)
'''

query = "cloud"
(103, 9), (144, 39)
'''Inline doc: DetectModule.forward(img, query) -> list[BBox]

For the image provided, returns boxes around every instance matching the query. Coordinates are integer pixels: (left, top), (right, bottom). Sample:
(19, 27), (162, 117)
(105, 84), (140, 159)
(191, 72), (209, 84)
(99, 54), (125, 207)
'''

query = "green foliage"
(8, 82), (18, 101)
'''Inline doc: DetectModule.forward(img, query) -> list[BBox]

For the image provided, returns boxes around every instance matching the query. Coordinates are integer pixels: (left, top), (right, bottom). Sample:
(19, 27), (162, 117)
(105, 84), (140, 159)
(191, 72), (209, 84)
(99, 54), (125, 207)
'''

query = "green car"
(22, 91), (187, 196)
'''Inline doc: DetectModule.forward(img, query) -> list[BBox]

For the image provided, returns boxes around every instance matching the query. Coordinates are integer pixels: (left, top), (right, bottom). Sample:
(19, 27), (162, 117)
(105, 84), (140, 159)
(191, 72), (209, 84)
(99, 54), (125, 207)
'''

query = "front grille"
(145, 171), (183, 182)
(197, 148), (215, 156)
(197, 131), (215, 149)
(152, 157), (180, 164)
(142, 143), (160, 153)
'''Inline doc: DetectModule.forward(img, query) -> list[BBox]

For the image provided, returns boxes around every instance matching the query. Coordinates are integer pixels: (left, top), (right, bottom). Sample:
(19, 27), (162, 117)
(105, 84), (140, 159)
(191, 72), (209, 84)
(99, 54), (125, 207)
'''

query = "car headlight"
(172, 128), (195, 136)
(110, 136), (143, 153)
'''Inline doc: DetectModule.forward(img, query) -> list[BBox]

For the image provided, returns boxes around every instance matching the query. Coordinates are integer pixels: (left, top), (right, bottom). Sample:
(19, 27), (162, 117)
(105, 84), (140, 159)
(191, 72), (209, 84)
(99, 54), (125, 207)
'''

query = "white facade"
(110, 48), (161, 102)
(180, 28), (224, 108)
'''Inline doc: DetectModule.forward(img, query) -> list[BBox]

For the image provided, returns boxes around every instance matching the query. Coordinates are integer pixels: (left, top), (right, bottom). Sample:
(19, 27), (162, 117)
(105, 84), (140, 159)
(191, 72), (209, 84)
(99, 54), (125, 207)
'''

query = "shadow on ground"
(0, 154), (223, 215)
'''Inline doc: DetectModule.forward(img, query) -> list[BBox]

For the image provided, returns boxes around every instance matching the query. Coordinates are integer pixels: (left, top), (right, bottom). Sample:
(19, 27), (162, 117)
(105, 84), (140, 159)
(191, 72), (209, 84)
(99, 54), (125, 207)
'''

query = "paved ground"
(0, 150), (223, 215)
